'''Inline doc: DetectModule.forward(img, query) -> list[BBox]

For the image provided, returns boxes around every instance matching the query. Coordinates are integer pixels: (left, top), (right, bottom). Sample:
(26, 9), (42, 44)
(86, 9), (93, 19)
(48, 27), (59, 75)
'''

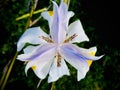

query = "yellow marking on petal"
(87, 52), (96, 66)
(32, 66), (37, 70)
(87, 60), (93, 66)
(48, 11), (53, 16)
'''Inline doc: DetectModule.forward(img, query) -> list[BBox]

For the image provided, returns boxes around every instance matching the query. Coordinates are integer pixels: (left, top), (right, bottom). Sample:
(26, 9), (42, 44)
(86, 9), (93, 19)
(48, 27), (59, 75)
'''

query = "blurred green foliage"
(0, 0), (120, 90)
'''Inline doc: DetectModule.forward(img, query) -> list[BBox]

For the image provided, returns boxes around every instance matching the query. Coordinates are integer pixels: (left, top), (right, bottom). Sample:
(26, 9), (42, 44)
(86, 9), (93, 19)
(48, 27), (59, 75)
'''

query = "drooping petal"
(60, 44), (103, 61)
(17, 44), (57, 61)
(19, 44), (57, 79)
(25, 47), (56, 79)
(17, 27), (49, 51)
(60, 44), (103, 81)
(67, 20), (89, 43)
(60, 44), (89, 81)
(77, 47), (97, 81)
(48, 58), (70, 83)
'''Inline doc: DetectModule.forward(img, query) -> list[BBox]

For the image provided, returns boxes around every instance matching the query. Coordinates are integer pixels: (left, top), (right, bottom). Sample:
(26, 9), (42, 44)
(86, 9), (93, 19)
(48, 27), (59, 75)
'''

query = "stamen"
(64, 34), (78, 43)
(39, 36), (54, 43)
(56, 53), (62, 67)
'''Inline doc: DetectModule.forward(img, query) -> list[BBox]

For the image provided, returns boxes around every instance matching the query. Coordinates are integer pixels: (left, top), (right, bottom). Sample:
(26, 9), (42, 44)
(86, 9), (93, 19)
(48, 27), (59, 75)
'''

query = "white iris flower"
(17, 1), (103, 83)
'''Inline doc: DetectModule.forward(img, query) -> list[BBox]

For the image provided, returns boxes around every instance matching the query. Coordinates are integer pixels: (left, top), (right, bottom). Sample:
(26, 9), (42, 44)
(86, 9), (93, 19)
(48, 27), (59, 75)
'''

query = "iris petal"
(22, 44), (57, 79)
(17, 27), (49, 51)
(17, 44), (57, 61)
(51, 1), (67, 43)
(60, 44), (89, 81)
(48, 58), (70, 83)
(67, 20), (89, 43)
(41, 11), (53, 29)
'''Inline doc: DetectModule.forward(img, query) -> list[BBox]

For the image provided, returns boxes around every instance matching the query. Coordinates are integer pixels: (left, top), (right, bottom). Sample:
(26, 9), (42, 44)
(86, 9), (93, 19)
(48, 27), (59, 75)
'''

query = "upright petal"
(48, 58), (70, 83)
(17, 27), (49, 51)
(50, 1), (67, 43)
(67, 20), (89, 43)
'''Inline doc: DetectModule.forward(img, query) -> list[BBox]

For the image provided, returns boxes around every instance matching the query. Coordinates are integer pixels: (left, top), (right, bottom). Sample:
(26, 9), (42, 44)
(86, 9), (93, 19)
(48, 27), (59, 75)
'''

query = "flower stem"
(0, 52), (18, 90)
(0, 1), (36, 89)
(50, 82), (56, 90)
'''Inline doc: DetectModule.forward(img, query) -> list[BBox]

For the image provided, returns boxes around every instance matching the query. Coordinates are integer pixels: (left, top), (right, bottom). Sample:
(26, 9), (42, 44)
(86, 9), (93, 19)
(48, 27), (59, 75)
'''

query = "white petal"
(41, 11), (53, 28)
(77, 69), (89, 81)
(24, 44), (57, 79)
(25, 56), (53, 79)
(23, 45), (39, 54)
(67, 20), (89, 43)
(17, 27), (49, 51)
(48, 58), (70, 83)
(66, 11), (74, 29)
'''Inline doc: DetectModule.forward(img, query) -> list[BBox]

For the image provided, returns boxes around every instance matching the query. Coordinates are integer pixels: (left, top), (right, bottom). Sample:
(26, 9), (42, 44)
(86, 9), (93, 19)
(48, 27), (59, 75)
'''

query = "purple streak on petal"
(59, 44), (89, 72)
(51, 1), (67, 43)
(50, 1), (59, 43)
(61, 44), (103, 61)
(17, 44), (57, 61)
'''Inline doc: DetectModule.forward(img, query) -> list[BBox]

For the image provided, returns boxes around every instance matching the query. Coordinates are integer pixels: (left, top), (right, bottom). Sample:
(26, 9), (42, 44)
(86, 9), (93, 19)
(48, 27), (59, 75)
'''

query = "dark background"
(0, 0), (119, 90)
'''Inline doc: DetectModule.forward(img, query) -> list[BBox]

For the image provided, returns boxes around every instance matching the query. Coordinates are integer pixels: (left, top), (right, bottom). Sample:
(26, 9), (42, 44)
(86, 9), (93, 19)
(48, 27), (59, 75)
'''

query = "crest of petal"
(48, 58), (70, 83)
(67, 20), (89, 43)
(17, 27), (49, 52)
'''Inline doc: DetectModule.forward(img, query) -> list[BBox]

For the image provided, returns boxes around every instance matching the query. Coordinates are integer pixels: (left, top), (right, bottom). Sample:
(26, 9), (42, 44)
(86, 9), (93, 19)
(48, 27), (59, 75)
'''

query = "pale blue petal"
(17, 44), (57, 61)
(25, 45), (56, 79)
(50, 1), (59, 43)
(60, 44), (89, 72)
(67, 20), (89, 43)
(17, 27), (49, 51)
(48, 58), (70, 83)
(60, 44), (103, 61)
(51, 1), (67, 43)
